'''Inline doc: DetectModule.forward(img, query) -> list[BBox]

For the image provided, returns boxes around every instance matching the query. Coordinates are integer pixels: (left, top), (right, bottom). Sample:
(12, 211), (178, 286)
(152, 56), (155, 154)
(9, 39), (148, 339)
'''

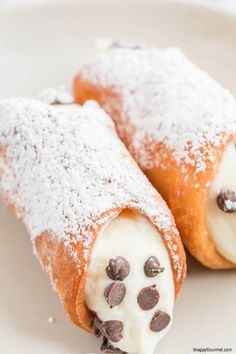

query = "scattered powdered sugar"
(80, 46), (236, 174)
(0, 98), (182, 278)
(48, 316), (55, 324)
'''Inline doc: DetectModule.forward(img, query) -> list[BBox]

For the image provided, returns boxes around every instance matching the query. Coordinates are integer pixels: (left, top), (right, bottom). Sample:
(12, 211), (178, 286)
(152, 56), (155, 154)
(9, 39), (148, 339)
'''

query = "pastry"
(74, 45), (236, 269)
(0, 97), (185, 354)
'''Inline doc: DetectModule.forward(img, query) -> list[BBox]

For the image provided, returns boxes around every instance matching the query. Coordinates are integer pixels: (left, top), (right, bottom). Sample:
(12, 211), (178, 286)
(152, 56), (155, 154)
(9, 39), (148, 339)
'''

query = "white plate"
(0, 1), (236, 353)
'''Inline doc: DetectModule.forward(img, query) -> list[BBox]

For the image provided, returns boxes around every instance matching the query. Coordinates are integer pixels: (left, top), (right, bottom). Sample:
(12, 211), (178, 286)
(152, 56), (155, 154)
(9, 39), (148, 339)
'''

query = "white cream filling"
(207, 141), (236, 264)
(85, 210), (174, 354)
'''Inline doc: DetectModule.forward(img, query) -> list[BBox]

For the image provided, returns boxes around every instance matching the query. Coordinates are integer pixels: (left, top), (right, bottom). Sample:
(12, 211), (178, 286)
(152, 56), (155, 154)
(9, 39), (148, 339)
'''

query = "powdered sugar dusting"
(37, 86), (74, 105)
(0, 98), (182, 279)
(80, 47), (236, 174)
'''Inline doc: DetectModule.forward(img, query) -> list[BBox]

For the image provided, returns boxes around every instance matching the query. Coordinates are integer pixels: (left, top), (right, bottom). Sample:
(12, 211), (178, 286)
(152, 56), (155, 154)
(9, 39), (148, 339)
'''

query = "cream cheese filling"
(85, 210), (174, 354)
(207, 141), (236, 264)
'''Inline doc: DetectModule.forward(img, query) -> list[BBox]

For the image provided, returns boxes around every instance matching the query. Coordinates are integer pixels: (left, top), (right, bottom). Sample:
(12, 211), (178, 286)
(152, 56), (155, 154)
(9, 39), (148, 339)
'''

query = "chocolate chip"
(104, 320), (123, 342)
(144, 256), (165, 277)
(110, 40), (141, 50)
(106, 257), (130, 281)
(93, 315), (102, 337)
(150, 311), (171, 332)
(93, 317), (123, 343)
(101, 337), (125, 353)
(104, 282), (126, 308)
(217, 189), (236, 213)
(137, 285), (159, 310)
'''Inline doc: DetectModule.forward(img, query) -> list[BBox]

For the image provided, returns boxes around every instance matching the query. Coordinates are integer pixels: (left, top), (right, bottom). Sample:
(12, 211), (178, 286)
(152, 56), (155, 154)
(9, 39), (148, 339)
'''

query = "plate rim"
(0, 0), (236, 19)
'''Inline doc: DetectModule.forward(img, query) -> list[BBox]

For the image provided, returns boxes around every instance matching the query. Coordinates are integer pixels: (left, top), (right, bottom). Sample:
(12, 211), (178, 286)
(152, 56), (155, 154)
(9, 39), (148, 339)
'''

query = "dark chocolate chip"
(101, 337), (125, 353)
(217, 189), (236, 213)
(94, 327), (101, 338)
(104, 282), (126, 308)
(93, 315), (102, 338)
(93, 316), (123, 343)
(104, 320), (123, 343)
(110, 40), (141, 50)
(137, 285), (159, 310)
(150, 311), (171, 332)
(144, 256), (165, 277)
(106, 257), (130, 281)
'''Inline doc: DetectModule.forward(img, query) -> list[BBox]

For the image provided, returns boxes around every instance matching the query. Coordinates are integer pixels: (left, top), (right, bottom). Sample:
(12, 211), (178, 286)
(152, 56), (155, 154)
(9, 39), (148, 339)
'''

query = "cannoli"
(0, 98), (185, 354)
(74, 45), (236, 269)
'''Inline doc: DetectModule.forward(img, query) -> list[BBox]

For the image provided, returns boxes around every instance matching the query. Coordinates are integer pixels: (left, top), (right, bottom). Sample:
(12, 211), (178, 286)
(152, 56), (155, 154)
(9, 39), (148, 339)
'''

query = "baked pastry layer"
(0, 98), (186, 353)
(74, 45), (236, 268)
